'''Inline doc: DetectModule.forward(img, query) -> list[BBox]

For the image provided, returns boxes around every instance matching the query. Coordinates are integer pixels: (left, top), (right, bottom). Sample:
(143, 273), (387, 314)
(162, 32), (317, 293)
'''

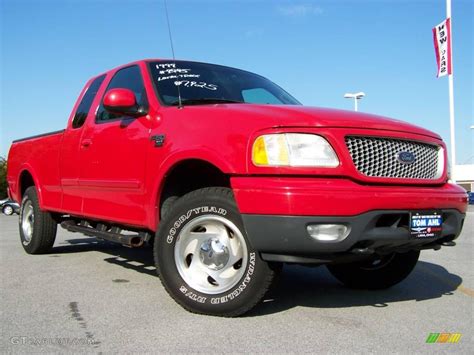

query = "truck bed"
(7, 130), (64, 209)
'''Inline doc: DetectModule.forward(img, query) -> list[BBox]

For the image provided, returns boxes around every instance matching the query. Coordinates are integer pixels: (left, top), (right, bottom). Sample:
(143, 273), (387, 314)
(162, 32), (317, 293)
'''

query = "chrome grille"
(345, 136), (442, 179)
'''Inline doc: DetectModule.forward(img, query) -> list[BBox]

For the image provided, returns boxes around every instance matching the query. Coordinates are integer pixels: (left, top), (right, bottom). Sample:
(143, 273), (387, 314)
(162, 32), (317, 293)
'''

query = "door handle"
(81, 139), (92, 148)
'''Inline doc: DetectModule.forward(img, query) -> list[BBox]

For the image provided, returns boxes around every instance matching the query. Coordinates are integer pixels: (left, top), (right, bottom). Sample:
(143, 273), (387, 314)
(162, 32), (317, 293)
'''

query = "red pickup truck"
(7, 60), (467, 316)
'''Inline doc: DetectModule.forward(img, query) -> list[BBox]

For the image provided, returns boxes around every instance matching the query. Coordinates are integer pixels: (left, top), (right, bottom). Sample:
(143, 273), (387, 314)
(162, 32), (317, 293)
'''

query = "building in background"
(454, 164), (474, 191)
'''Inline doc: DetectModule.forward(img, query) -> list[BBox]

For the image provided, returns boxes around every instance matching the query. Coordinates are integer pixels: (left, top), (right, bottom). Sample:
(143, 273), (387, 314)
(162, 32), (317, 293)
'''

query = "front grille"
(345, 136), (442, 179)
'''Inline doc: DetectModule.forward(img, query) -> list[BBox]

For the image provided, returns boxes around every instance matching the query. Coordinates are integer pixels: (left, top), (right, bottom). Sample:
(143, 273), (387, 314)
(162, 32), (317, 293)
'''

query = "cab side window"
(96, 65), (148, 122)
(72, 75), (106, 129)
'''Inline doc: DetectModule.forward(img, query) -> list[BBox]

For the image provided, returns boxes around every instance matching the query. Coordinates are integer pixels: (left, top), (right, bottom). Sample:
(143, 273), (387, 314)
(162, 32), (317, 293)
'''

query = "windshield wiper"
(169, 98), (245, 106)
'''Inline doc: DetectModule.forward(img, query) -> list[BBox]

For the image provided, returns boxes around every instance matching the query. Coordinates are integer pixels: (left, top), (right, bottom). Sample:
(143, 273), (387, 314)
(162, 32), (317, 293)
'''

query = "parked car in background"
(0, 199), (20, 215)
(468, 191), (474, 205)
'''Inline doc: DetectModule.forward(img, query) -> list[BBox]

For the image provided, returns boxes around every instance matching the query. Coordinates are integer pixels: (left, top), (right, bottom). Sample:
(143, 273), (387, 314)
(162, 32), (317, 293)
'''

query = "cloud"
(277, 4), (323, 17)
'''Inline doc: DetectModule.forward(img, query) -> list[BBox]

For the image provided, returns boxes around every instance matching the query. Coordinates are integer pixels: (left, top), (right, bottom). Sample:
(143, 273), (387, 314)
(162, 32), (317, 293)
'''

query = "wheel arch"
(18, 167), (43, 207)
(149, 154), (234, 229)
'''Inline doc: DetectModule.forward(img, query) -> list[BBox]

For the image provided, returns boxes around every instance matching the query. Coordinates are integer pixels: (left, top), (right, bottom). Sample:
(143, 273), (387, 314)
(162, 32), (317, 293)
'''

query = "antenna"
(163, 0), (183, 108)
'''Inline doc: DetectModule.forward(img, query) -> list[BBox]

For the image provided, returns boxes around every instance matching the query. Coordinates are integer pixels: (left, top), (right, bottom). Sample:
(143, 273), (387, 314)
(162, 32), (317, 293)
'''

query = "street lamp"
(344, 92), (365, 112)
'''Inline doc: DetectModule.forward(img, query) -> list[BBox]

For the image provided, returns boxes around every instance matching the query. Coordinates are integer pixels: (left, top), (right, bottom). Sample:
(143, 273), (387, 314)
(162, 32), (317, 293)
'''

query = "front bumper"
(242, 209), (465, 262)
(232, 177), (467, 262)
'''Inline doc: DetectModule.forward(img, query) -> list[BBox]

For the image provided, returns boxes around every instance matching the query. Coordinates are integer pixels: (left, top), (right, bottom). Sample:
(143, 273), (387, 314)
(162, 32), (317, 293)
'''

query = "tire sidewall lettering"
(166, 206), (227, 244)
(179, 285), (207, 304)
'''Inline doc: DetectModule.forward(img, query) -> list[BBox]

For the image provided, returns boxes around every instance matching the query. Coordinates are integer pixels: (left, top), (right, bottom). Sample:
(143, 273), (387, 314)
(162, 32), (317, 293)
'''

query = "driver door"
(78, 65), (151, 226)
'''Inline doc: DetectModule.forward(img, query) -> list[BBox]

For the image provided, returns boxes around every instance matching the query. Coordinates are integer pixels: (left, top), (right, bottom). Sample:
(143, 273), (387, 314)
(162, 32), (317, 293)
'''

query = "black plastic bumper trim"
(242, 209), (465, 255)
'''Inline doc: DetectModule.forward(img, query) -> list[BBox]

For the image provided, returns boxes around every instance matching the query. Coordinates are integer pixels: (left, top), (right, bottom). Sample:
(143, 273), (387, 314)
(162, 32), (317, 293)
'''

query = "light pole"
(344, 92), (365, 112)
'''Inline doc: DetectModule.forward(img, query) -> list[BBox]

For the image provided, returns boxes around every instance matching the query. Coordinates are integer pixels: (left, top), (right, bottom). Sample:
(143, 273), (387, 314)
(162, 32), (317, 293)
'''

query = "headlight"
(252, 133), (339, 167)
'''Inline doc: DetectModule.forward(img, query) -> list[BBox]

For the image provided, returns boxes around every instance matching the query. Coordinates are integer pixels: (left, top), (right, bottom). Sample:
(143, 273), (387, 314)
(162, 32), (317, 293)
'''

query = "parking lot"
(0, 208), (472, 353)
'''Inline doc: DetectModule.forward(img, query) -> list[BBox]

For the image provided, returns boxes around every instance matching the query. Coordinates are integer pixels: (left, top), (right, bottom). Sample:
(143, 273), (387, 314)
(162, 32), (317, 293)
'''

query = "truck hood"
(204, 104), (441, 140)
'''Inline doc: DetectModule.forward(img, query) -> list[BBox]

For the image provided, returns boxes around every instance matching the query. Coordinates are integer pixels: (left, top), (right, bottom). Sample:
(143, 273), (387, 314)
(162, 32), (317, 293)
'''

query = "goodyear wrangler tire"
(154, 187), (279, 317)
(19, 187), (57, 254)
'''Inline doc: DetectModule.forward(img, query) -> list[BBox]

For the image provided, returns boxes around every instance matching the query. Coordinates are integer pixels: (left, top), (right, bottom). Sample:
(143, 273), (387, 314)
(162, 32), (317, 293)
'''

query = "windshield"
(148, 61), (301, 106)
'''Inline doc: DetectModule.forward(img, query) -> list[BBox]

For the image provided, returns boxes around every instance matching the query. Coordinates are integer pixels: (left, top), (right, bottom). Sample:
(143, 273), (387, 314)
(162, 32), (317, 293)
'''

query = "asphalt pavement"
(1, 207), (473, 353)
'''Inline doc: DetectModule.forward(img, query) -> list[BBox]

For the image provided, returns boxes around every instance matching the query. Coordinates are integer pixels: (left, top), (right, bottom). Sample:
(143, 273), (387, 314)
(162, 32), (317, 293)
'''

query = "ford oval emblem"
(397, 151), (416, 164)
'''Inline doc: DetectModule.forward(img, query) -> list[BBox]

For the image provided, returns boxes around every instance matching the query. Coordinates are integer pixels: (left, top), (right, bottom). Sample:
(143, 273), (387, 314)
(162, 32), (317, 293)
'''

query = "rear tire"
(327, 250), (420, 289)
(19, 187), (57, 254)
(155, 187), (280, 317)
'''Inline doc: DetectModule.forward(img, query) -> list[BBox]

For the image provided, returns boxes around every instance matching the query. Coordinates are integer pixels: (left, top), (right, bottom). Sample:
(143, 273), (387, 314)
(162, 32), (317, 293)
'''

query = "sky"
(1, 0), (473, 165)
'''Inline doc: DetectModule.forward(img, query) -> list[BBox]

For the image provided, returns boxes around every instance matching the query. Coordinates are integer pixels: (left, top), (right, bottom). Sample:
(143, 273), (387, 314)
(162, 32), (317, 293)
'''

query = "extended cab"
(7, 60), (468, 316)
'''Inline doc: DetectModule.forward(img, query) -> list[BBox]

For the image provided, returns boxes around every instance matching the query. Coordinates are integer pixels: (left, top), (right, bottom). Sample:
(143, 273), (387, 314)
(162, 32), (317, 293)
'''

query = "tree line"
(0, 157), (7, 199)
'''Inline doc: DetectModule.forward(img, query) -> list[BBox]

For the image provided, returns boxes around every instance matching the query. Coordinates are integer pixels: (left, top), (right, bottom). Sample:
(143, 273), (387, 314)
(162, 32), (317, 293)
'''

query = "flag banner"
(432, 18), (452, 77)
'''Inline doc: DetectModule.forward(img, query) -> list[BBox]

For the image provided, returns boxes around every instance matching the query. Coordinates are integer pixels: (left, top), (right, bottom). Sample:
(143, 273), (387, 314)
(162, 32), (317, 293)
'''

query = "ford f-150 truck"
(7, 60), (468, 316)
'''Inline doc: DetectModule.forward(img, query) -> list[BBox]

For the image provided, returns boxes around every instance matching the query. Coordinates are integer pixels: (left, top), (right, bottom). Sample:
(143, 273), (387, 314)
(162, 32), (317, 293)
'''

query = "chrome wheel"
(3, 205), (14, 216)
(174, 215), (248, 294)
(21, 201), (34, 245)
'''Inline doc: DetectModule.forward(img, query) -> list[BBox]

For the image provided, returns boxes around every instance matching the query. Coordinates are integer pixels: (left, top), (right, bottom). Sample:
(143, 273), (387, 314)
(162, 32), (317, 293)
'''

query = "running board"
(60, 220), (148, 248)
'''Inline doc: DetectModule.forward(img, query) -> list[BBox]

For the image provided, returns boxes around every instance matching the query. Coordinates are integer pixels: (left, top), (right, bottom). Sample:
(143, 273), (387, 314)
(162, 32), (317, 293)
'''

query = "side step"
(60, 220), (150, 248)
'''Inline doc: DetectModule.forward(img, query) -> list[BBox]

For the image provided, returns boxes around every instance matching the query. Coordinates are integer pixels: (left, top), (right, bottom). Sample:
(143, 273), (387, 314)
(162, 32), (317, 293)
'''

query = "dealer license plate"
(410, 211), (443, 238)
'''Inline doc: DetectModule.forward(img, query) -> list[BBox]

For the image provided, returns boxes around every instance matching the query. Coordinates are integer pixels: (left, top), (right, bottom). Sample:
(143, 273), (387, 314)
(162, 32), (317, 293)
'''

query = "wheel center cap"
(199, 238), (229, 270)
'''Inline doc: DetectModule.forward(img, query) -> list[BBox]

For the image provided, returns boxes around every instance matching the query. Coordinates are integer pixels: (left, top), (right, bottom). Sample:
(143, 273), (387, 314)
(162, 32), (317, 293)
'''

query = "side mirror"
(103, 88), (145, 117)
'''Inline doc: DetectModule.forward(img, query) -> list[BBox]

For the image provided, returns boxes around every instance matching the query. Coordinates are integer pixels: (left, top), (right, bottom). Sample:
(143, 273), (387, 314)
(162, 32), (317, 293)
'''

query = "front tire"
(155, 187), (279, 317)
(19, 187), (57, 254)
(327, 250), (420, 290)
